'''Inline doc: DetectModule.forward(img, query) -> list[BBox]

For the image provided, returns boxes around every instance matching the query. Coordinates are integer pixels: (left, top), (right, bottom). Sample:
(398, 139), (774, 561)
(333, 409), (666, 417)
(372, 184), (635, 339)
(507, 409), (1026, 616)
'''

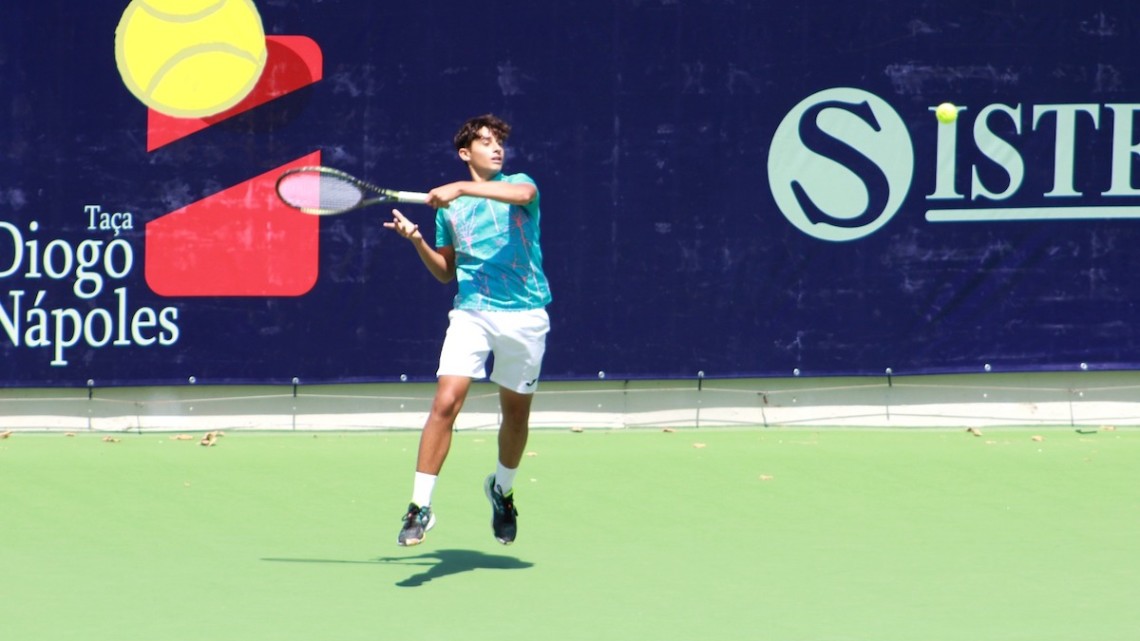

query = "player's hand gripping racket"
(275, 166), (428, 215)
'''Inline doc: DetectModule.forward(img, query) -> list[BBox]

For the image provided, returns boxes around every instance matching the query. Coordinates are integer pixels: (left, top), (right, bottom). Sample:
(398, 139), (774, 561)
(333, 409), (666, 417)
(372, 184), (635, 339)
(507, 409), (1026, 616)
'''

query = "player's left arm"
(427, 179), (537, 209)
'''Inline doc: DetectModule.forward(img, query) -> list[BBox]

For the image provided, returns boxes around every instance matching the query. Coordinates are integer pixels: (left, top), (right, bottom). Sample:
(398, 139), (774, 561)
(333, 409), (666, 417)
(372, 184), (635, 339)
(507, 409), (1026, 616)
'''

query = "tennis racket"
(275, 166), (429, 215)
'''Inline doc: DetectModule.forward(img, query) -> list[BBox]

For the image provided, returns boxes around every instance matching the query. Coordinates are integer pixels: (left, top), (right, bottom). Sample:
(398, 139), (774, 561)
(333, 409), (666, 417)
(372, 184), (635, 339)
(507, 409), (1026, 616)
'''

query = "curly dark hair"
(453, 114), (511, 150)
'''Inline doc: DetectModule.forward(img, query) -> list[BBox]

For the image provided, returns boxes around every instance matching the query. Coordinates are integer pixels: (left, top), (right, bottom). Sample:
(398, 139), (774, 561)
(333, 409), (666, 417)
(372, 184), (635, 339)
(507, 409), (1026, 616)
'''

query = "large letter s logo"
(768, 88), (914, 242)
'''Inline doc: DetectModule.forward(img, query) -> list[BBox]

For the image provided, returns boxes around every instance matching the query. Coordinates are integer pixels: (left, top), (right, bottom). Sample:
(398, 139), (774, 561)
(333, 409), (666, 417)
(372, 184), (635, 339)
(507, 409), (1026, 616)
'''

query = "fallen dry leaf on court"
(199, 431), (224, 447)
(1031, 435), (1044, 442)
(966, 427), (983, 437)
(170, 434), (193, 441)
(569, 426), (584, 433)
(662, 428), (676, 433)
(0, 430), (12, 439)
(692, 443), (707, 449)
(64, 432), (76, 437)
(102, 436), (120, 443)
(1102, 425), (1117, 432)
(759, 474), (774, 481)
(525, 451), (538, 457)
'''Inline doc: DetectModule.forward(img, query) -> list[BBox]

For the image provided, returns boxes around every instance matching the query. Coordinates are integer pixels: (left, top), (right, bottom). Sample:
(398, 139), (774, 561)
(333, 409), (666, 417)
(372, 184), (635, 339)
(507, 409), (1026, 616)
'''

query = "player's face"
(460, 127), (504, 178)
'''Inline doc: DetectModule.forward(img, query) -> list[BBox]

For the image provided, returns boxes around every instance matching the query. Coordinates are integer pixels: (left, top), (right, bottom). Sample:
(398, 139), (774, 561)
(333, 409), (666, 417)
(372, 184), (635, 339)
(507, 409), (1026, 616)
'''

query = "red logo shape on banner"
(147, 36), (323, 151)
(144, 152), (321, 297)
(143, 35), (325, 298)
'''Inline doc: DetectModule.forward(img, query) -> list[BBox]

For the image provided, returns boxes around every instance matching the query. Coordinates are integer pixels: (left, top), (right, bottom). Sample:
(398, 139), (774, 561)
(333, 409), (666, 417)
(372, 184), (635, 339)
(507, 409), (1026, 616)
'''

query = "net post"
(696, 370), (705, 429)
(86, 378), (95, 432)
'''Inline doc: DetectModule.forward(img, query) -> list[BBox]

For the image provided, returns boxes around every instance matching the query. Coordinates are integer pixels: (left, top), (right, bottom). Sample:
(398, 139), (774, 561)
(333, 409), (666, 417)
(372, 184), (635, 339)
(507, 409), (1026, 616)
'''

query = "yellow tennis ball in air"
(115, 0), (268, 118)
(935, 102), (959, 124)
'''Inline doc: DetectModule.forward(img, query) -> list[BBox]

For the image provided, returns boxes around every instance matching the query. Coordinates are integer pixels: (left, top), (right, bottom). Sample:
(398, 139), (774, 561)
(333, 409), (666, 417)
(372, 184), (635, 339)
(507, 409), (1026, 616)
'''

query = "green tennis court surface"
(2, 428), (1137, 641)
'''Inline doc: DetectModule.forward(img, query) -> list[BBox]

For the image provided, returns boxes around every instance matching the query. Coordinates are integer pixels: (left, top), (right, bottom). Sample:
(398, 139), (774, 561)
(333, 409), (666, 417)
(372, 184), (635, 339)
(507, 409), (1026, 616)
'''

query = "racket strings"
(278, 172), (365, 212)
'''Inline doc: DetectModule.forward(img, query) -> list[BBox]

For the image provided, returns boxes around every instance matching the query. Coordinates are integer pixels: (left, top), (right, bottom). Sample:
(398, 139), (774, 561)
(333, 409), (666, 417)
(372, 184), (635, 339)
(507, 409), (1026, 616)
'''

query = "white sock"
(411, 472), (437, 508)
(495, 462), (517, 496)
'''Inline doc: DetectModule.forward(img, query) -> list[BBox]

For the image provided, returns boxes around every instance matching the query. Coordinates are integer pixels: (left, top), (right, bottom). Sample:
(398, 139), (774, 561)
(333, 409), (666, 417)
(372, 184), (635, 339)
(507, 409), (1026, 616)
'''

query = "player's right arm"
(384, 209), (455, 283)
(427, 180), (536, 209)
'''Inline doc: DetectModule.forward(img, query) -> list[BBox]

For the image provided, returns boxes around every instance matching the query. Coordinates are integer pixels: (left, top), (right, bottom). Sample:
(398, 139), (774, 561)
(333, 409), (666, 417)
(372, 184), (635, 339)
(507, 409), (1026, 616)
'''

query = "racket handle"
(395, 191), (429, 204)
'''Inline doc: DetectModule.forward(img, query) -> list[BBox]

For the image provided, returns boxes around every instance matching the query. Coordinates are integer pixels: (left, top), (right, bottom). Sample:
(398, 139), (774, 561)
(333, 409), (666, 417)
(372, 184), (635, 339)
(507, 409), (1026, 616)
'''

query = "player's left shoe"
(484, 474), (518, 545)
(397, 503), (435, 547)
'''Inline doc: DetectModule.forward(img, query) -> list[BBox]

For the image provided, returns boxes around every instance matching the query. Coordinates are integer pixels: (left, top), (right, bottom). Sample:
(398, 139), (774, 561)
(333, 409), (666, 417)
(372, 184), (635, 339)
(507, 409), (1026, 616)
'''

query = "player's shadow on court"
(378, 548), (534, 587)
(262, 549), (533, 587)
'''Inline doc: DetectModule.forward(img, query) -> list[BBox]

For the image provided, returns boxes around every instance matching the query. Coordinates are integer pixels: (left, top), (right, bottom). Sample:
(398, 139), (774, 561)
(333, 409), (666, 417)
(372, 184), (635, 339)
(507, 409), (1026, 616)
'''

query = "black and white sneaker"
(484, 475), (518, 545)
(397, 503), (435, 546)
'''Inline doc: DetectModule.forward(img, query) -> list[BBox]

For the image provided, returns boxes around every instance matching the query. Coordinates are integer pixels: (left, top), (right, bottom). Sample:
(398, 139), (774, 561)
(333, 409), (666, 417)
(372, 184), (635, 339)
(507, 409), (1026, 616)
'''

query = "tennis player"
(384, 114), (552, 546)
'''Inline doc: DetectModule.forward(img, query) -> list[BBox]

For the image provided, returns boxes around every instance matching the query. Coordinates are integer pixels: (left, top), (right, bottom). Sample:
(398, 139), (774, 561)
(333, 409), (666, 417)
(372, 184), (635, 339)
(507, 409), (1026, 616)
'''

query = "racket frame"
(275, 166), (429, 215)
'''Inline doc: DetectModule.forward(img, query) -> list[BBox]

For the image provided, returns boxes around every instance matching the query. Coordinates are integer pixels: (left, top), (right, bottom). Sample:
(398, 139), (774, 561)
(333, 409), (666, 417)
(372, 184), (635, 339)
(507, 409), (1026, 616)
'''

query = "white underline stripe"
(926, 206), (1140, 222)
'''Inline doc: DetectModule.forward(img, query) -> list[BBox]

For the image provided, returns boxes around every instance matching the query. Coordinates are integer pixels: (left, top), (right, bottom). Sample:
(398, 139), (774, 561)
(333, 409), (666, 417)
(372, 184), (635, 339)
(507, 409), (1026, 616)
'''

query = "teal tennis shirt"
(435, 172), (552, 311)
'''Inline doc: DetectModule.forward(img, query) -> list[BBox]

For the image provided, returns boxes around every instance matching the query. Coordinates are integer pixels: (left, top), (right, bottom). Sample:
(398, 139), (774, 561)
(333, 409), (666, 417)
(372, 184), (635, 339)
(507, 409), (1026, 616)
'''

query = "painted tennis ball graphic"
(115, 0), (268, 118)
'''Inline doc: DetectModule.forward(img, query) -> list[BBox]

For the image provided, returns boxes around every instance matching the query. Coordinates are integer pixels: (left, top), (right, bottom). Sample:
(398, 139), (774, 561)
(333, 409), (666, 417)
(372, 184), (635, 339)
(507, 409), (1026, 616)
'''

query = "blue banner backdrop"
(2, 1), (1140, 386)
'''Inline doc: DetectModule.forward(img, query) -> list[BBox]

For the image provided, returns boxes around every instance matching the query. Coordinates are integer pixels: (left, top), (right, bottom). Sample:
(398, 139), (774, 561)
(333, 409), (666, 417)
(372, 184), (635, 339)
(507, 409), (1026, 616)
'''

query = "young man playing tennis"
(384, 114), (552, 546)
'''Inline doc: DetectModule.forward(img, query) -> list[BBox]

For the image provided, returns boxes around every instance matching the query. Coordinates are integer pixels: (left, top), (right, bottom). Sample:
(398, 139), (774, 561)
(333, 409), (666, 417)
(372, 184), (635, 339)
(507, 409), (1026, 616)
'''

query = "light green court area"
(2, 428), (1137, 641)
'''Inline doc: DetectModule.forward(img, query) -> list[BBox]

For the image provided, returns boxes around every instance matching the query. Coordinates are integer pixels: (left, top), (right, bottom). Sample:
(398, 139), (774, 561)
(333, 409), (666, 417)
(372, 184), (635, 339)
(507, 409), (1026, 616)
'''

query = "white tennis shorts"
(437, 308), (550, 394)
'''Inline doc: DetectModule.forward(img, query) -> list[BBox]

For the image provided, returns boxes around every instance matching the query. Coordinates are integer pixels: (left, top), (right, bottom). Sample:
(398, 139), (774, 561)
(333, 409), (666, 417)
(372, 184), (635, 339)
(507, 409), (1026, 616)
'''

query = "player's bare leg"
(497, 387), (533, 469)
(416, 375), (472, 474)
(485, 387), (532, 544)
(398, 375), (471, 546)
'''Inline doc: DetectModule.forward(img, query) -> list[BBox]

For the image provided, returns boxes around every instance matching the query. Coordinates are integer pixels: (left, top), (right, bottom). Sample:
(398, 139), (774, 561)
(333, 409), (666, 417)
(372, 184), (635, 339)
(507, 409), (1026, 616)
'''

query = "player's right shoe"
(397, 503), (435, 546)
(484, 475), (518, 545)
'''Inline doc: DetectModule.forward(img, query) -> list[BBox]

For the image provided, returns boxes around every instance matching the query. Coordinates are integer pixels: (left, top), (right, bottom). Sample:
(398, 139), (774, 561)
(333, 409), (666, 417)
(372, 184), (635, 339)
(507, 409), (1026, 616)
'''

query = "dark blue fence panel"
(1, 1), (1138, 386)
